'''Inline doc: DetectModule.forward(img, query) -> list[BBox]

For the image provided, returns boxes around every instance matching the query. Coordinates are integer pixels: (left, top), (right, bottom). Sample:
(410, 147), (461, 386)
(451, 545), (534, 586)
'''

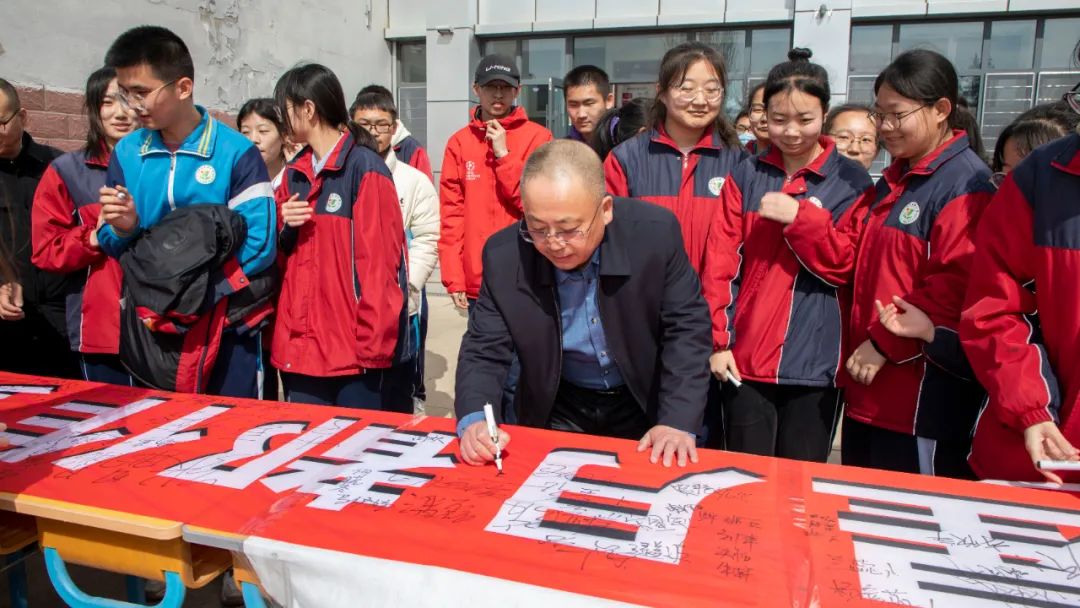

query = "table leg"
(241, 581), (268, 608)
(6, 548), (29, 608)
(43, 547), (187, 608)
(124, 575), (145, 603)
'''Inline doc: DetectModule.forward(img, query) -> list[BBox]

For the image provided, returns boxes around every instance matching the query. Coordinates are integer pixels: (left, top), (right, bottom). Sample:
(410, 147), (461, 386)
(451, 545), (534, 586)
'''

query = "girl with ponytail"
(841, 49), (994, 478)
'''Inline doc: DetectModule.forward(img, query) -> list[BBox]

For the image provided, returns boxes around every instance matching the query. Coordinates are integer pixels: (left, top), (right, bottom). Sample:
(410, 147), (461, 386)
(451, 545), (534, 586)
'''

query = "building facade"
(385, 0), (1080, 178)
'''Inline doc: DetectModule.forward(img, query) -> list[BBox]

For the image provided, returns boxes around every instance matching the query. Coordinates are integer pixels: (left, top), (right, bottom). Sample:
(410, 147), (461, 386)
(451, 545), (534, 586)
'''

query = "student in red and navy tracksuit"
(703, 49), (875, 462)
(960, 91), (1080, 485)
(30, 67), (136, 384)
(272, 64), (409, 409)
(842, 50), (994, 478)
(604, 42), (746, 276)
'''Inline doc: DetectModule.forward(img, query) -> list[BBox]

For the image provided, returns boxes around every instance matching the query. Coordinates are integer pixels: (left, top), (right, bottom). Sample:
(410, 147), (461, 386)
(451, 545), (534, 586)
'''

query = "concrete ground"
(0, 269), (841, 606)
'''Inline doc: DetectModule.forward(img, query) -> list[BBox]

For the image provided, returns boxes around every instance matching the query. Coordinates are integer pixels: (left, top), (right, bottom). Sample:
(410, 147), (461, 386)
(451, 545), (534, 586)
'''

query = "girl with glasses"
(824, 104), (879, 171)
(604, 41), (746, 277)
(841, 49), (994, 479)
(29, 66), (136, 385)
(702, 48), (875, 462)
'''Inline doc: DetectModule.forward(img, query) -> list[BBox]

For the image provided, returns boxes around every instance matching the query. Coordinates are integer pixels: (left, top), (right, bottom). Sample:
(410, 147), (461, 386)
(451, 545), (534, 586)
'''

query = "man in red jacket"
(439, 55), (553, 310)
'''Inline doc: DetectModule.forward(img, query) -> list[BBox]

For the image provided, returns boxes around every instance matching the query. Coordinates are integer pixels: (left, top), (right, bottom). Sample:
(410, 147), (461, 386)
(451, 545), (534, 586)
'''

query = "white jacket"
(386, 149), (439, 316)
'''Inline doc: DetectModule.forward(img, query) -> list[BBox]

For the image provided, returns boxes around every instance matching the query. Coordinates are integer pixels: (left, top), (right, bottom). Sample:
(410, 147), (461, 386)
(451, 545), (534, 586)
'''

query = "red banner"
(1, 373), (1079, 607)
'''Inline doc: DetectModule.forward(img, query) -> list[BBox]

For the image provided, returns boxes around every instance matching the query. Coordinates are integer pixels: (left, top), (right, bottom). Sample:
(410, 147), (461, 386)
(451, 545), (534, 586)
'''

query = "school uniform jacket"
(97, 106), (276, 279)
(604, 127), (746, 275)
(438, 106), (553, 299)
(31, 149), (122, 354)
(272, 133), (409, 377)
(844, 131), (994, 438)
(702, 138), (874, 387)
(962, 133), (1080, 482)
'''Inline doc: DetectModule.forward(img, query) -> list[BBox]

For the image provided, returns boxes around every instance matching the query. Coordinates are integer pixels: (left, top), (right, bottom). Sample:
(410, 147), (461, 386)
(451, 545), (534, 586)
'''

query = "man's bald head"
(521, 140), (605, 205)
(0, 79), (19, 114)
(519, 140), (614, 271)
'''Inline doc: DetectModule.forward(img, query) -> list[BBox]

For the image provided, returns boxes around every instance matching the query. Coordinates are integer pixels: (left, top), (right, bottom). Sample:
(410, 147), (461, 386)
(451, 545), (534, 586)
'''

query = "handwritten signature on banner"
(0, 378), (1079, 607)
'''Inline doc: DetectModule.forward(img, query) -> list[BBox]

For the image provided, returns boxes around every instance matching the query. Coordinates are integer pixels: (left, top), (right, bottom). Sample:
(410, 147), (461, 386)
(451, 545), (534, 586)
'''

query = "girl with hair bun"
(842, 49), (994, 478)
(702, 48), (875, 460)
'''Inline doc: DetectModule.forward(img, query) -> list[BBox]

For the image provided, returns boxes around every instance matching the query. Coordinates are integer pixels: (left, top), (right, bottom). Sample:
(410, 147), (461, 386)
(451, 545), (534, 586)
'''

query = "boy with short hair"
(97, 25), (276, 398)
(356, 84), (433, 181)
(564, 65), (615, 143)
(351, 86), (440, 413)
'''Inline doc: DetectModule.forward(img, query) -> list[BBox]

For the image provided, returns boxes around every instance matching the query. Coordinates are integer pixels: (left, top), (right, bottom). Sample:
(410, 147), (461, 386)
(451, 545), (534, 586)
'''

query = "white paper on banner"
(241, 536), (642, 608)
(485, 448), (764, 565)
(814, 477), (1080, 607)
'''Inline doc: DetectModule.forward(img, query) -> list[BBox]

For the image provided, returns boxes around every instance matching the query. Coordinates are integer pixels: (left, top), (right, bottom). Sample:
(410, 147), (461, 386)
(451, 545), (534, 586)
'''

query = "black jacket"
(0, 133), (71, 314)
(455, 197), (712, 434)
(119, 205), (275, 392)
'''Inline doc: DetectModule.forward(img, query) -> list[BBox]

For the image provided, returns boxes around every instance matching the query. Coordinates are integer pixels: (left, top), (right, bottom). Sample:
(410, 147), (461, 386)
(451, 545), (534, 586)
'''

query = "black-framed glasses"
(355, 121), (394, 134)
(115, 79), (178, 111)
(0, 110), (21, 130)
(1064, 81), (1080, 115)
(519, 202), (604, 247)
(868, 105), (926, 129)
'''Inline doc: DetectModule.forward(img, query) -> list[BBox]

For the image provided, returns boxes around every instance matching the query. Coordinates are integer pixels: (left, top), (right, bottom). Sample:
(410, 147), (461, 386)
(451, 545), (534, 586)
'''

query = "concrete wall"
(0, 0), (394, 149)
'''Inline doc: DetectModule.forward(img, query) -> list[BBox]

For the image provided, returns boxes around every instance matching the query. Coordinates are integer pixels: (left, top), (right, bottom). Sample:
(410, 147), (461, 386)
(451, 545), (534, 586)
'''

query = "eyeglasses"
(990, 171), (1007, 189)
(671, 85), (723, 104)
(1064, 81), (1080, 115)
(115, 79), (178, 112)
(0, 110), (20, 131)
(356, 121), (394, 134)
(831, 132), (878, 148)
(735, 124), (753, 134)
(748, 103), (766, 117)
(519, 203), (603, 247)
(867, 105), (926, 129)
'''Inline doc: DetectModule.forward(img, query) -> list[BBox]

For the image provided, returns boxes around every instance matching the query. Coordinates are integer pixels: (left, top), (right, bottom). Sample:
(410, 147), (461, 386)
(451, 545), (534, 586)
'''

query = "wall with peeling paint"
(0, 0), (393, 111)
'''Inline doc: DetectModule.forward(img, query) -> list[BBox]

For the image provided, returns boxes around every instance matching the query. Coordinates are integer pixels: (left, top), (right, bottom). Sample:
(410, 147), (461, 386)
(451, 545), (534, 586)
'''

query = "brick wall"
(14, 84), (238, 153)
(16, 85), (87, 152)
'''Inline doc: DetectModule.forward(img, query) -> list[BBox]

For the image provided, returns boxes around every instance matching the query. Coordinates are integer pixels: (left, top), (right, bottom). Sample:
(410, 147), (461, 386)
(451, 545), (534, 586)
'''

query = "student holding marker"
(959, 62), (1080, 485)
(702, 49), (874, 463)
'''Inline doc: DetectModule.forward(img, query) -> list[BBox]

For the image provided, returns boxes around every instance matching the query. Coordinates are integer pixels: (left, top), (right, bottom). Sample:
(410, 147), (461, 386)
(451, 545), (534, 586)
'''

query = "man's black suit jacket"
(455, 197), (712, 434)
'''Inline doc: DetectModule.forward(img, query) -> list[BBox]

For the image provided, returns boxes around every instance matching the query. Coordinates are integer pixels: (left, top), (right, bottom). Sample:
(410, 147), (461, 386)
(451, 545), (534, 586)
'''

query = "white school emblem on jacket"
(708, 176), (725, 196)
(326, 193), (343, 213)
(195, 164), (216, 185)
(899, 201), (920, 225)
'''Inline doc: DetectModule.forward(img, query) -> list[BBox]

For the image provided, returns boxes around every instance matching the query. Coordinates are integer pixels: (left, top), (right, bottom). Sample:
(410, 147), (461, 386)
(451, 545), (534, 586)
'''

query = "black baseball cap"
(475, 54), (520, 87)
